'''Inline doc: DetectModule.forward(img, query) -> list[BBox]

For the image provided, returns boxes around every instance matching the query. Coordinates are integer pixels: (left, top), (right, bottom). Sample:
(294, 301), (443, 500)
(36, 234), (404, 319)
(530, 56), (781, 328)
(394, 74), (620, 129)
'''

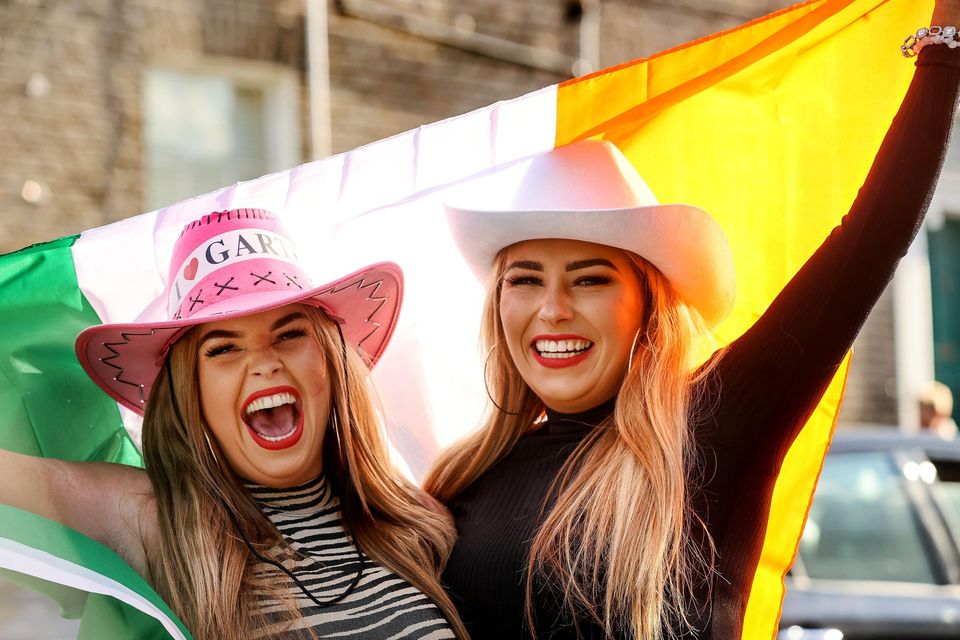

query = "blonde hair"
(425, 250), (716, 638)
(919, 380), (954, 416)
(142, 306), (467, 639)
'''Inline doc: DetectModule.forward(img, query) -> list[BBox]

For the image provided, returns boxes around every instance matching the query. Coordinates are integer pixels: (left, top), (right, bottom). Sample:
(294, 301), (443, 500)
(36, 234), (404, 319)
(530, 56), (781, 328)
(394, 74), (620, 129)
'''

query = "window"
(143, 61), (300, 211)
(798, 451), (938, 583)
(929, 458), (960, 547)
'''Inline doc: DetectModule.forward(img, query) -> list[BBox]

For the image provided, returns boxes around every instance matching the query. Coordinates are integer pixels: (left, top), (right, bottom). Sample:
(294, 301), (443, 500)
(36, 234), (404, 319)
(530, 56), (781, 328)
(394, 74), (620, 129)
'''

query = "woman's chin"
(235, 439), (324, 488)
(242, 461), (321, 488)
(535, 386), (616, 414)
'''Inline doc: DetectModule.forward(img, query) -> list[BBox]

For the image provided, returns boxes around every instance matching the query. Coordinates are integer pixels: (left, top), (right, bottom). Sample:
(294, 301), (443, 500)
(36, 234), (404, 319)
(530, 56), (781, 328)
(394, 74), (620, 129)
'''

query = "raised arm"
(0, 448), (155, 577)
(705, 13), (960, 463)
(935, 1), (960, 34)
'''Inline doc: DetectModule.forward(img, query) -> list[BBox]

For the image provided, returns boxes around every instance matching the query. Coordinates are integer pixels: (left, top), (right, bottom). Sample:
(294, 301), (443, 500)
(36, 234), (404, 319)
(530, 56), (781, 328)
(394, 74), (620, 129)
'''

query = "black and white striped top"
(244, 476), (456, 639)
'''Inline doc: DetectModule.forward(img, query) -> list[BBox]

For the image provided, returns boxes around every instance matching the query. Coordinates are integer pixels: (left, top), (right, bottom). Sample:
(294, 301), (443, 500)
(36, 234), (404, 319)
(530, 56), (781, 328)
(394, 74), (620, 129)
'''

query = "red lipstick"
(241, 386), (304, 451)
(529, 334), (594, 369)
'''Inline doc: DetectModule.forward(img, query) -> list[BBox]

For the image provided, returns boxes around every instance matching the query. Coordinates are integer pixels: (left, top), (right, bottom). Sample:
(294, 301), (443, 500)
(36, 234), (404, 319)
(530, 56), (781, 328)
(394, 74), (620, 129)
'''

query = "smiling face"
(498, 239), (648, 413)
(196, 304), (331, 487)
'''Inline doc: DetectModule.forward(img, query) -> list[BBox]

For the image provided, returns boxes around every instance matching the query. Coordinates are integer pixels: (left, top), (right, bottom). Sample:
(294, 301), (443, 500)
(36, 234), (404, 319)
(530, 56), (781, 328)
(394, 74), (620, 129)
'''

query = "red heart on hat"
(183, 257), (199, 281)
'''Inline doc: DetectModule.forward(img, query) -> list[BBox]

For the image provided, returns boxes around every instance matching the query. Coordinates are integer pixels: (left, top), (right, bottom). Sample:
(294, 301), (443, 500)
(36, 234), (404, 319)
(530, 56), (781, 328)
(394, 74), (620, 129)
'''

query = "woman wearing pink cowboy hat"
(426, 2), (960, 639)
(0, 209), (466, 639)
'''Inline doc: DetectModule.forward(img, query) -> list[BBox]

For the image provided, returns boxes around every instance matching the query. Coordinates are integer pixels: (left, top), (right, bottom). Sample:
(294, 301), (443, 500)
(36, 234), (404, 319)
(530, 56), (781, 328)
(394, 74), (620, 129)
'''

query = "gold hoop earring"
(201, 428), (222, 468)
(627, 327), (645, 372)
(483, 341), (521, 416)
(330, 408), (347, 467)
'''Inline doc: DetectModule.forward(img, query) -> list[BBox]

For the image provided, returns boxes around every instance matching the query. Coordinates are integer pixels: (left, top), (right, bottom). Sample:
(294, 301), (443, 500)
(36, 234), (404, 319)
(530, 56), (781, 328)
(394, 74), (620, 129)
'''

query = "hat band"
(167, 227), (301, 317)
(172, 260), (316, 322)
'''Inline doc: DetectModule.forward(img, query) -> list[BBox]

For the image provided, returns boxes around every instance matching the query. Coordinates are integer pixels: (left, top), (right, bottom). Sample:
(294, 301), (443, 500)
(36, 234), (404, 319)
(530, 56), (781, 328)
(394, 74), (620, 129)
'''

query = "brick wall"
(839, 287), (901, 426)
(0, 0), (305, 254)
(326, 0), (577, 153)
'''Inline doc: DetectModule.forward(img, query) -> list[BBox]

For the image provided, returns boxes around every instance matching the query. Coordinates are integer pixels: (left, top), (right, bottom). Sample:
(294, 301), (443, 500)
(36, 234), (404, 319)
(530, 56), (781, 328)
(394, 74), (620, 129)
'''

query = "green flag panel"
(0, 505), (191, 639)
(0, 236), (141, 465)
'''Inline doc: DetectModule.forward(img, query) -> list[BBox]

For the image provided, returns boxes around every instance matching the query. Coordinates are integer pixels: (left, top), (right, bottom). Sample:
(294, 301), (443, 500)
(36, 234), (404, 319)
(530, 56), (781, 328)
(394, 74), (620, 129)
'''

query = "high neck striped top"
(244, 476), (455, 639)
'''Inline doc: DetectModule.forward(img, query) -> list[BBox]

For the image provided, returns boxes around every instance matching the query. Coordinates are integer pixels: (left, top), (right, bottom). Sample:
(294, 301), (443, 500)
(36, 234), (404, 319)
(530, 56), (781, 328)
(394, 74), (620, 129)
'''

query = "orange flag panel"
(557, 0), (935, 637)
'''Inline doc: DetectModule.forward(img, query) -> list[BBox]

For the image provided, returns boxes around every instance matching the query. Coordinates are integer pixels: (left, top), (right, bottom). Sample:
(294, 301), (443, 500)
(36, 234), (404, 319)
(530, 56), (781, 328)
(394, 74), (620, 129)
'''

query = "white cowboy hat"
(444, 139), (736, 327)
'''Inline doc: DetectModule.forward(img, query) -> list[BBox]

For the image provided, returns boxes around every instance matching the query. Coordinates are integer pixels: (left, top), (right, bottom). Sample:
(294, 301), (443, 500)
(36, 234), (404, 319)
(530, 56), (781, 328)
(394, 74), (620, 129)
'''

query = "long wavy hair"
(425, 249), (718, 638)
(142, 305), (467, 639)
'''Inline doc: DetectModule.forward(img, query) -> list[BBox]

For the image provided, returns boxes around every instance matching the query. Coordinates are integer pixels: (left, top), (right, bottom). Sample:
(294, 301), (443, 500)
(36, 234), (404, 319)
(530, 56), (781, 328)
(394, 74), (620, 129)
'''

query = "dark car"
(779, 429), (960, 639)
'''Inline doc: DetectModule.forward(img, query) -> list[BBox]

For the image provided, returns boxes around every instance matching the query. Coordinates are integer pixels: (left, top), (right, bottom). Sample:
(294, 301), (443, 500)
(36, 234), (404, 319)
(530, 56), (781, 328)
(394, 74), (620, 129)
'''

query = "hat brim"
(75, 262), (403, 415)
(445, 204), (736, 328)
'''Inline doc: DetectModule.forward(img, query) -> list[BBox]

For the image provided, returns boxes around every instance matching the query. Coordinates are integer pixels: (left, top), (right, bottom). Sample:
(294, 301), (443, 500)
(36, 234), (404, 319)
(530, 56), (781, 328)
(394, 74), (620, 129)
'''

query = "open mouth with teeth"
(241, 386), (304, 450)
(531, 336), (594, 368)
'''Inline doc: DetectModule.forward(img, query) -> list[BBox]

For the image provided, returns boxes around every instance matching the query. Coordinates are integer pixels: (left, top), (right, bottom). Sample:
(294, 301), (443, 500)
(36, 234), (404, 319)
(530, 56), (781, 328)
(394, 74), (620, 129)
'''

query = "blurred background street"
(1, 0), (958, 637)
(0, 578), (77, 639)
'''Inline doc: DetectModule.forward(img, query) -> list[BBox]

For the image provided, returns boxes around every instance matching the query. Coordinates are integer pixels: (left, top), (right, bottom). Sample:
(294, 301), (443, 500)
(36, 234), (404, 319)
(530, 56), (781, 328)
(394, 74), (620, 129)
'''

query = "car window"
(930, 458), (960, 544)
(798, 451), (938, 583)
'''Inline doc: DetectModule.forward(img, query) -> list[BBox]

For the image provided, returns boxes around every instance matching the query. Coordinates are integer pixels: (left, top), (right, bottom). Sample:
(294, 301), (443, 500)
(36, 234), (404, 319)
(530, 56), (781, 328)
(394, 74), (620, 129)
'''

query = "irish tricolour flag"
(0, 1), (934, 637)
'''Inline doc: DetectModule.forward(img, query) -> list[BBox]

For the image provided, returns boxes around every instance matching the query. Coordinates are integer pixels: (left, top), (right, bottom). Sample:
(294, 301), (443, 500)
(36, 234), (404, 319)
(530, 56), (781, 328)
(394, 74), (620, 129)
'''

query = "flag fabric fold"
(0, 505), (190, 639)
(0, 1), (935, 637)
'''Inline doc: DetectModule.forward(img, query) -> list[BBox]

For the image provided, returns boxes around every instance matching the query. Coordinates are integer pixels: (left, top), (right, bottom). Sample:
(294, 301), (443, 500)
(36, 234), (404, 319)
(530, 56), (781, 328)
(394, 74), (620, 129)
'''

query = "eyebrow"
(197, 312), (308, 348)
(270, 312), (307, 331)
(504, 258), (619, 272)
(197, 328), (240, 349)
(565, 258), (619, 272)
(505, 260), (543, 271)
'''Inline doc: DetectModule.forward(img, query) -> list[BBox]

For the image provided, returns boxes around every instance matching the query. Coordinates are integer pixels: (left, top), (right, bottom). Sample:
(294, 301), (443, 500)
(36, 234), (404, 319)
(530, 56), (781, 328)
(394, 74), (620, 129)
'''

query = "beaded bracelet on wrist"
(903, 26), (960, 58)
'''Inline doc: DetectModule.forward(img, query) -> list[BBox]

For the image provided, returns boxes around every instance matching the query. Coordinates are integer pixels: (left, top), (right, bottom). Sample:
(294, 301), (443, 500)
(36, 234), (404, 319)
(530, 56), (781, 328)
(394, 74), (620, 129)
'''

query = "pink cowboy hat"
(76, 208), (403, 415)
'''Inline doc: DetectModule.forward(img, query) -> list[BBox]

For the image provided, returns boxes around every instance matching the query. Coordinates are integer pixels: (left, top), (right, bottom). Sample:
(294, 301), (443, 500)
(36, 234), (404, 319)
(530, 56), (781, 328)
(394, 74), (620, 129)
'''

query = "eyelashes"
(203, 343), (235, 358)
(201, 327), (309, 358)
(573, 275), (613, 286)
(277, 328), (308, 341)
(502, 273), (613, 288)
(503, 273), (542, 287)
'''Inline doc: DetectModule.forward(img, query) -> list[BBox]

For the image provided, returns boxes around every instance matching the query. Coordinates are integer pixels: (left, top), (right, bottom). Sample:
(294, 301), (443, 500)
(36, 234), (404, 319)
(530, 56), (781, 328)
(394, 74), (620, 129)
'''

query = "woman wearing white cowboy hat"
(426, 2), (960, 638)
(0, 209), (467, 639)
